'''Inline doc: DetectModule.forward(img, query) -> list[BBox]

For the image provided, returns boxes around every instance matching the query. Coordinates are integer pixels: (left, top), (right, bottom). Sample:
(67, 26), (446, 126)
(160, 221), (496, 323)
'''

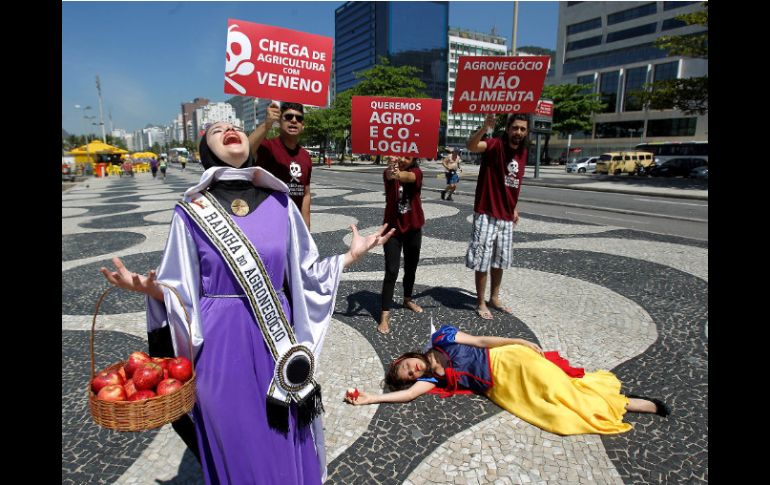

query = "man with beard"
(249, 101), (313, 228)
(465, 114), (529, 321)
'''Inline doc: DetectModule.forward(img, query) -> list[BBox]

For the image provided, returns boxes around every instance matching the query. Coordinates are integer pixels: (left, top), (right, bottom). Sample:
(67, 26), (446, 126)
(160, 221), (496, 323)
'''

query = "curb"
(319, 165), (709, 201)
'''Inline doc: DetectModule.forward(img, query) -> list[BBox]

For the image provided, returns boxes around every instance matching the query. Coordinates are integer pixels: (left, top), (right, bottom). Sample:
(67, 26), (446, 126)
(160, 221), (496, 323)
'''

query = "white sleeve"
(145, 210), (204, 361)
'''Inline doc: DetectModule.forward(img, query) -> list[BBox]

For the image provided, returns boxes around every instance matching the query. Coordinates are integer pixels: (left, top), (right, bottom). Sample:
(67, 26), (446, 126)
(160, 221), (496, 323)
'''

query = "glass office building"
(548, 1), (707, 151)
(334, 1), (448, 110)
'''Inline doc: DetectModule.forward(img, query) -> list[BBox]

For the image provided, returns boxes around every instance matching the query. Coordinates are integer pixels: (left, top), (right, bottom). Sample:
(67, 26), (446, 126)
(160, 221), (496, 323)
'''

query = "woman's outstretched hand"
(100, 257), (164, 301)
(344, 224), (396, 268)
(344, 390), (375, 405)
(517, 339), (544, 356)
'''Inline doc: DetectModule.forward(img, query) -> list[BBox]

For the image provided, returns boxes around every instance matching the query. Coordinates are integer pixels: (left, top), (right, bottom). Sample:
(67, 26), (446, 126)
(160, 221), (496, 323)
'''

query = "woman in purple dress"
(101, 121), (394, 484)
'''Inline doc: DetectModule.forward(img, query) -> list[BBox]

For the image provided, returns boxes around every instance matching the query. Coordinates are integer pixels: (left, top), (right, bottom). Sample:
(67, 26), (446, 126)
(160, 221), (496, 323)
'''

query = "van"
(566, 156), (599, 174)
(595, 151), (654, 175)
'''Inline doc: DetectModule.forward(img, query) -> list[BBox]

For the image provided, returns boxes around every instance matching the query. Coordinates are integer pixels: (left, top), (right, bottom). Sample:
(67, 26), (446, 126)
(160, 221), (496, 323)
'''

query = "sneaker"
(440, 190), (446, 200)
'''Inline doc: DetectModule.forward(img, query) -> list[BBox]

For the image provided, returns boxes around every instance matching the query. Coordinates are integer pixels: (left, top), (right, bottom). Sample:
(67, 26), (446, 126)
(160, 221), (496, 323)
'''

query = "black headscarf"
(198, 128), (256, 170)
(199, 127), (268, 216)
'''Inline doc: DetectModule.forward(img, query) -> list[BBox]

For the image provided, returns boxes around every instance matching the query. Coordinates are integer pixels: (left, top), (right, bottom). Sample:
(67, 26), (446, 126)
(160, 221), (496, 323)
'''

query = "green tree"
(325, 58), (429, 162)
(636, 3), (708, 114)
(541, 84), (606, 136)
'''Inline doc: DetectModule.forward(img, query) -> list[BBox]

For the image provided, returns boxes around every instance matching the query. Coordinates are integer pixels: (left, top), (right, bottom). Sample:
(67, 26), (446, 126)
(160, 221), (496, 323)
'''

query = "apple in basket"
(168, 357), (194, 383)
(156, 378), (184, 396)
(97, 384), (128, 402)
(124, 351), (152, 378)
(133, 362), (165, 391)
(129, 389), (157, 401)
(152, 357), (170, 371)
(91, 370), (125, 394)
(124, 379), (137, 398)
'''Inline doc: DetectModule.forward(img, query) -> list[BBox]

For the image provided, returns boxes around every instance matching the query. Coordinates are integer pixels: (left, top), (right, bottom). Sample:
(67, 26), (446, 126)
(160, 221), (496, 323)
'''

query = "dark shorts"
(445, 171), (459, 184)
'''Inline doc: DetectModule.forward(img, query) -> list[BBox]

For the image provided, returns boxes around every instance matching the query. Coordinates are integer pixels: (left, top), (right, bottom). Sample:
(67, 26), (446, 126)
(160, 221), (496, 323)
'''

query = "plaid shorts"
(465, 212), (514, 272)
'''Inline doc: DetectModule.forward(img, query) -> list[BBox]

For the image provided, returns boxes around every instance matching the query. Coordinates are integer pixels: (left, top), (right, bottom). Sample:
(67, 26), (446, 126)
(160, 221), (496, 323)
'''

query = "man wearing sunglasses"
(249, 101), (313, 228)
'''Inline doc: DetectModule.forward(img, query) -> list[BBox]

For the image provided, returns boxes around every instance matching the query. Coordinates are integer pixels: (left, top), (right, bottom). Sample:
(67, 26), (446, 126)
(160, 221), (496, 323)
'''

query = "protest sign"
(224, 19), (333, 107)
(452, 56), (550, 114)
(351, 96), (442, 159)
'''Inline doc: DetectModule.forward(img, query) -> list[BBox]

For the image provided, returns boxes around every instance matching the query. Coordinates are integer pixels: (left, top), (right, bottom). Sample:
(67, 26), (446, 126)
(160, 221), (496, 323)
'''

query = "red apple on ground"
(156, 378), (184, 396)
(129, 389), (156, 401)
(168, 357), (194, 382)
(91, 371), (125, 394)
(124, 379), (137, 398)
(97, 384), (127, 402)
(133, 362), (164, 391)
(124, 351), (151, 378)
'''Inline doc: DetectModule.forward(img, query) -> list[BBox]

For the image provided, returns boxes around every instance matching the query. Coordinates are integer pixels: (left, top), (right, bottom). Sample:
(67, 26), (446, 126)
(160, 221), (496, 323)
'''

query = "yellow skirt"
(486, 345), (632, 435)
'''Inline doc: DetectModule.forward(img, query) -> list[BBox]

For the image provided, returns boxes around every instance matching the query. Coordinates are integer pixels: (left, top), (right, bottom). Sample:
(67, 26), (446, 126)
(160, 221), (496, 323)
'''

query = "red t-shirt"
(256, 137), (312, 208)
(473, 137), (527, 221)
(382, 166), (425, 235)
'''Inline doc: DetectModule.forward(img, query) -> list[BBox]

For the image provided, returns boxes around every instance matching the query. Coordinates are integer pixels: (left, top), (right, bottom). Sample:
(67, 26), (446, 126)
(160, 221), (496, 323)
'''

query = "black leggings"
(381, 228), (422, 311)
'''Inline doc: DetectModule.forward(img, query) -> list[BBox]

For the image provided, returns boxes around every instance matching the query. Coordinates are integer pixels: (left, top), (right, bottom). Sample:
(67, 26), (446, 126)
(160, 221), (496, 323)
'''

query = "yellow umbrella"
(68, 140), (128, 164)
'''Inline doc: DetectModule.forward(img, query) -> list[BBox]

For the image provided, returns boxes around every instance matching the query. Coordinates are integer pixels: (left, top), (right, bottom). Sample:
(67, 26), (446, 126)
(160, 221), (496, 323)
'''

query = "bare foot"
(488, 298), (513, 314)
(403, 300), (423, 313)
(377, 311), (391, 334)
(475, 306), (493, 320)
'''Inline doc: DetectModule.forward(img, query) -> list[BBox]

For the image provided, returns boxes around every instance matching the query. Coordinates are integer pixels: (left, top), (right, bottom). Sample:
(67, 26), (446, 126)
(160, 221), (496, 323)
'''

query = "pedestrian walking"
(440, 148), (463, 201)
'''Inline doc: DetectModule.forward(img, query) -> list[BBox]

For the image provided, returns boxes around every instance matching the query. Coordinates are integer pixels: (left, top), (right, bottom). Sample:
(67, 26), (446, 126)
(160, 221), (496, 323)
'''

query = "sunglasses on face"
(282, 113), (304, 123)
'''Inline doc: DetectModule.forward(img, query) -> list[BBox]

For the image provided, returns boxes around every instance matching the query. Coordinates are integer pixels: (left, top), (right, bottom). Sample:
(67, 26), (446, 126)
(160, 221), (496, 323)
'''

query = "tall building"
(226, 96), (259, 133)
(334, 1), (448, 108)
(193, 102), (241, 139)
(181, 97), (209, 142)
(548, 1), (708, 153)
(446, 27), (508, 148)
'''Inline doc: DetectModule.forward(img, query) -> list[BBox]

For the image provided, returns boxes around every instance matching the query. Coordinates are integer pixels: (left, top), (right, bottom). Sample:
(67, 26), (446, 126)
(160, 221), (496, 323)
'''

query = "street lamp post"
(75, 105), (94, 175)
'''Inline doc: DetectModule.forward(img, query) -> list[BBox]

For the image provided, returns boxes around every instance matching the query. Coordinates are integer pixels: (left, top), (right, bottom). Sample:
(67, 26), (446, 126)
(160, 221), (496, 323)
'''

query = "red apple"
(124, 379), (137, 398)
(91, 371), (125, 394)
(168, 357), (193, 383)
(129, 389), (156, 401)
(163, 369), (169, 380)
(152, 357), (170, 371)
(346, 388), (360, 399)
(124, 351), (151, 378)
(97, 384), (127, 402)
(156, 378), (183, 396)
(117, 367), (127, 381)
(133, 362), (164, 391)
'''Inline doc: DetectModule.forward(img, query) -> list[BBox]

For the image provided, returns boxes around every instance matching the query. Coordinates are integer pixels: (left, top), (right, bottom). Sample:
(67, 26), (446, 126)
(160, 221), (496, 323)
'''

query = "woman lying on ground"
(344, 324), (669, 435)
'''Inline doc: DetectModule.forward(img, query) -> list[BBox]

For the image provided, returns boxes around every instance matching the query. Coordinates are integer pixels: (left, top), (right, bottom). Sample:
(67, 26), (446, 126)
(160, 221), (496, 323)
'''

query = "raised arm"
(454, 331), (543, 355)
(248, 101), (280, 157)
(466, 114), (496, 153)
(345, 380), (435, 405)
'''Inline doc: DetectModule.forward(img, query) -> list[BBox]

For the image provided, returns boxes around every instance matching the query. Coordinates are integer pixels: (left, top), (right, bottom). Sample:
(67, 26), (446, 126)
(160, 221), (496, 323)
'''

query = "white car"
(566, 156), (599, 174)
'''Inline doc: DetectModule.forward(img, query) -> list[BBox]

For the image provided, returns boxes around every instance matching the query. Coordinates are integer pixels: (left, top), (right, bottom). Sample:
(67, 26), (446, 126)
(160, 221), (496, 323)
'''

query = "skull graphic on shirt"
(289, 161), (302, 183)
(505, 159), (520, 189)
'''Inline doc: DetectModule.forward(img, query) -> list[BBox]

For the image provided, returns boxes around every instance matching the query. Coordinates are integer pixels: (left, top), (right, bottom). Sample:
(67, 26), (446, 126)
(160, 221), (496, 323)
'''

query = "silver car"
(566, 156), (599, 174)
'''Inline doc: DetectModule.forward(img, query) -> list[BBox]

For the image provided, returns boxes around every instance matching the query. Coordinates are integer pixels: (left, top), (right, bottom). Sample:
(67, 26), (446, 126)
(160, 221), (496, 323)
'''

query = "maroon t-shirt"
(256, 137), (312, 208)
(473, 137), (527, 221)
(382, 166), (425, 235)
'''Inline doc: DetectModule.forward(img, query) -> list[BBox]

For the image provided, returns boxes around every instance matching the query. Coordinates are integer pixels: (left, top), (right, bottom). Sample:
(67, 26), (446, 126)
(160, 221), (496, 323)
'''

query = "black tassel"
(266, 396), (290, 435)
(296, 384), (325, 429)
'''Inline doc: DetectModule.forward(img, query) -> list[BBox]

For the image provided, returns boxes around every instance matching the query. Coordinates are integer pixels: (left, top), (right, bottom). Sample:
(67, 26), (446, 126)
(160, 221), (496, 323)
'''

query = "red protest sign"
(451, 56), (550, 114)
(224, 19), (333, 107)
(351, 96), (442, 159)
(535, 99), (554, 118)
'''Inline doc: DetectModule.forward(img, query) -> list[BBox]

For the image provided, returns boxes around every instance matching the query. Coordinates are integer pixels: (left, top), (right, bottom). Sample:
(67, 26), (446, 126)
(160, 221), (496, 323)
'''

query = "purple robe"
(146, 167), (344, 484)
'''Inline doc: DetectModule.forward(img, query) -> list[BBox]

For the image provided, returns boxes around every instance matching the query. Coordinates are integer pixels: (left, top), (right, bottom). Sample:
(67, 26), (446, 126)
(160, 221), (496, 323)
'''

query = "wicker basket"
(88, 283), (196, 432)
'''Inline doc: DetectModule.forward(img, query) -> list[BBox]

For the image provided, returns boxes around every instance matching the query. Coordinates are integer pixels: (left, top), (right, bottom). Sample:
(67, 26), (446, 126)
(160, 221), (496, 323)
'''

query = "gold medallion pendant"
(231, 198), (249, 216)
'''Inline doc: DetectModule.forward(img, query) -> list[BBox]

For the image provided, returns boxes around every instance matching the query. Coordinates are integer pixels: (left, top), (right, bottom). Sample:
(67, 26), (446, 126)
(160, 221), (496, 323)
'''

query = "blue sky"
(62, 1), (559, 135)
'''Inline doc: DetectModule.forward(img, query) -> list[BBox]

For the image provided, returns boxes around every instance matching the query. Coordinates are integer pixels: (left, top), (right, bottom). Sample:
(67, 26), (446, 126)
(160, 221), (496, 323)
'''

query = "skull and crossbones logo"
(289, 161), (302, 183)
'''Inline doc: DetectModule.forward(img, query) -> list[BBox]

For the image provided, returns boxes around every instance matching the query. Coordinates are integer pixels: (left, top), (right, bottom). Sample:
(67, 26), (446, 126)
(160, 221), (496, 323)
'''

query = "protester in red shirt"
(465, 114), (529, 321)
(378, 155), (425, 334)
(249, 101), (313, 228)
